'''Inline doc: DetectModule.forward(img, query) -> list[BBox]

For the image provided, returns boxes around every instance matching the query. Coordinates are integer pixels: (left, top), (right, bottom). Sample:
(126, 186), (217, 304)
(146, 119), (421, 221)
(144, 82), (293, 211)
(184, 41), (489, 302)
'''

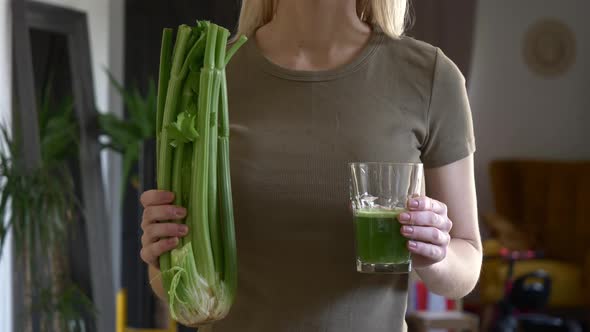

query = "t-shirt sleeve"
(420, 48), (476, 168)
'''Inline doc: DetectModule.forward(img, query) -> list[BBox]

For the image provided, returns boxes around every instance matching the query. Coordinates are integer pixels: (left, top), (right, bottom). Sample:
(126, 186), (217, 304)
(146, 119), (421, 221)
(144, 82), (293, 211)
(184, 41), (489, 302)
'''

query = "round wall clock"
(523, 18), (576, 78)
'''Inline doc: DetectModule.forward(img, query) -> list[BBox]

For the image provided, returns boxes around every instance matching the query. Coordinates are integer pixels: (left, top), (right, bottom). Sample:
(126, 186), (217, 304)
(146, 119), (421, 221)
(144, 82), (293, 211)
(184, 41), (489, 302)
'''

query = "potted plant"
(0, 82), (94, 331)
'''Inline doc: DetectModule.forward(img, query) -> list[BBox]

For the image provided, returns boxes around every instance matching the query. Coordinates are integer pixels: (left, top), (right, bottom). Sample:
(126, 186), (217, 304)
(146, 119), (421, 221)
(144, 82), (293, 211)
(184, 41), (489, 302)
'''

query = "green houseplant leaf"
(99, 71), (158, 196)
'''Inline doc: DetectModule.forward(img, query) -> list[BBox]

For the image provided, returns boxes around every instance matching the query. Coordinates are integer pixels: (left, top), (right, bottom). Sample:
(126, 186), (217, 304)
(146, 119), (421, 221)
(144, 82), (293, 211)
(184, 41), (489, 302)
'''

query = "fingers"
(141, 205), (187, 227)
(140, 190), (175, 207)
(139, 190), (187, 268)
(398, 211), (453, 232)
(140, 237), (179, 267)
(402, 197), (452, 265)
(407, 240), (447, 262)
(407, 196), (447, 215)
(141, 223), (189, 246)
(401, 225), (451, 247)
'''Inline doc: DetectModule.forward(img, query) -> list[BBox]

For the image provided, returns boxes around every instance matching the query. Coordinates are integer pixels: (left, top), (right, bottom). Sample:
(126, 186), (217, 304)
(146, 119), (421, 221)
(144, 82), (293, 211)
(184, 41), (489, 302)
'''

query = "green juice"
(354, 208), (410, 264)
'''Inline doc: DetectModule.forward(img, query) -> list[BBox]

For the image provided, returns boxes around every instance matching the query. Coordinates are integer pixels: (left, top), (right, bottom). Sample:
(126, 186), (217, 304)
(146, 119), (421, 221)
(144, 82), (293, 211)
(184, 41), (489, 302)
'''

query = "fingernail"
(399, 213), (411, 222)
(402, 226), (413, 234)
(408, 241), (417, 249)
(409, 200), (419, 209)
(179, 225), (188, 235)
(169, 237), (179, 245)
(175, 208), (186, 217)
(164, 191), (175, 201)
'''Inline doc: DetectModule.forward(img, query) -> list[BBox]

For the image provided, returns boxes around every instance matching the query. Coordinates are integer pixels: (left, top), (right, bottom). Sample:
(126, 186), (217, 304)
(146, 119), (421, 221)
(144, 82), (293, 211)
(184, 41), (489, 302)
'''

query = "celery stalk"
(207, 27), (230, 278)
(158, 25), (193, 276)
(155, 20), (246, 325)
(189, 22), (218, 288)
(217, 72), (237, 297)
(156, 29), (173, 156)
(225, 35), (248, 66)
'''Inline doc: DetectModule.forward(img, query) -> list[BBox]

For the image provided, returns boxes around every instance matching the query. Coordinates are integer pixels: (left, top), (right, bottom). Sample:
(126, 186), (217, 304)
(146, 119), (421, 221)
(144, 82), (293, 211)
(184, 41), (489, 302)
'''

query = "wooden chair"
(480, 160), (590, 309)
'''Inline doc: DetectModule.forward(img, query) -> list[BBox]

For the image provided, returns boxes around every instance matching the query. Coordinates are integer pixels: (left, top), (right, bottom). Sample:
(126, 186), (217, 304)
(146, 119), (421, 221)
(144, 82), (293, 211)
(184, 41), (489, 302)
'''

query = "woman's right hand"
(139, 190), (189, 269)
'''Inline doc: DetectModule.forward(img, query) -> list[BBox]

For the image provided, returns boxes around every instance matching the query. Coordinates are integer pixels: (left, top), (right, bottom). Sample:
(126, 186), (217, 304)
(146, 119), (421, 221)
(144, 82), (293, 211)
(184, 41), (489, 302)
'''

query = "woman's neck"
(255, 0), (372, 71)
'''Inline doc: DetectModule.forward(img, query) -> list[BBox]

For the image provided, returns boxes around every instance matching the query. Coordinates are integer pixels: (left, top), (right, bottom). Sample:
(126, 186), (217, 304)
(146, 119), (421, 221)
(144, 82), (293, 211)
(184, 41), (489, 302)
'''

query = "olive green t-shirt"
(208, 28), (475, 332)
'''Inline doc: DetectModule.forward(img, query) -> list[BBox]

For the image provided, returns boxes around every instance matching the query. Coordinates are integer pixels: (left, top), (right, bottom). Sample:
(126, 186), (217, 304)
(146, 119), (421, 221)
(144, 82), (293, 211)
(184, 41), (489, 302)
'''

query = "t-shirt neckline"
(248, 26), (384, 82)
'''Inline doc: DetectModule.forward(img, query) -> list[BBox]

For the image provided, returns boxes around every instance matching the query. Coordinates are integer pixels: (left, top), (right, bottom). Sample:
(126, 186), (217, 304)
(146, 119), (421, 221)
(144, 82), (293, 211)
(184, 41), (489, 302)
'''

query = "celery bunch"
(156, 21), (246, 325)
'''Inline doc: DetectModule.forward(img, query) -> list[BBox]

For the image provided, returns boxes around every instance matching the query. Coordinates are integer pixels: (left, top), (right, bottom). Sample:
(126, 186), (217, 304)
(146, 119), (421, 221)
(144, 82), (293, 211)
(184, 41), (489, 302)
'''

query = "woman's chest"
(226, 80), (427, 210)
(228, 80), (426, 166)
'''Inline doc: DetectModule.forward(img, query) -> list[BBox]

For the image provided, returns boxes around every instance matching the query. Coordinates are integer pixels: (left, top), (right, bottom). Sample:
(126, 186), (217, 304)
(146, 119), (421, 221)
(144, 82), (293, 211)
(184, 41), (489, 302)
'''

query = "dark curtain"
(406, 0), (478, 80)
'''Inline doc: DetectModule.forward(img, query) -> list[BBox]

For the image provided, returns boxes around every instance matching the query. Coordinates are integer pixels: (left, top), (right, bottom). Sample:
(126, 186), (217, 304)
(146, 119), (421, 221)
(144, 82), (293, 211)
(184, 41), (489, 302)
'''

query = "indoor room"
(0, 0), (588, 331)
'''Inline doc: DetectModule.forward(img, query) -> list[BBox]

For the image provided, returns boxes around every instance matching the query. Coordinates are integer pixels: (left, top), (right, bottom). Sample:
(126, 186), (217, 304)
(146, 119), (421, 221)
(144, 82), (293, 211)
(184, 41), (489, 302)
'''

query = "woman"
(139, 0), (482, 331)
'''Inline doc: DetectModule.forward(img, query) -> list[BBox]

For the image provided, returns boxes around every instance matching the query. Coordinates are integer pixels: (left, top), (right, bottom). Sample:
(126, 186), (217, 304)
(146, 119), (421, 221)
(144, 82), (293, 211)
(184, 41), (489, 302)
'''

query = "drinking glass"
(349, 162), (423, 273)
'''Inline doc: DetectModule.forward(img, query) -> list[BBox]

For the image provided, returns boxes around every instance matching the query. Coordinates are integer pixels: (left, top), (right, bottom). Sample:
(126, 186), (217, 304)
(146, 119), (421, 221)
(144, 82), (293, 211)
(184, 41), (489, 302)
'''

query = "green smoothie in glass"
(354, 208), (409, 265)
(349, 162), (422, 273)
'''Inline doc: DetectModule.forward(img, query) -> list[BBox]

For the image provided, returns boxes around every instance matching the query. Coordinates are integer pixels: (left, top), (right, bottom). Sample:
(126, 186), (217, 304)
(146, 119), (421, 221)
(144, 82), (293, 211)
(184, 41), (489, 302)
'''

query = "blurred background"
(0, 0), (588, 331)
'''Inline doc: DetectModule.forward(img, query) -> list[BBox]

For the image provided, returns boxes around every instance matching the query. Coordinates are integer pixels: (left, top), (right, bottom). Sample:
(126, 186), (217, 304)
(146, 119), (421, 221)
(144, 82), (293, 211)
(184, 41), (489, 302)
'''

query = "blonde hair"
(236, 0), (410, 39)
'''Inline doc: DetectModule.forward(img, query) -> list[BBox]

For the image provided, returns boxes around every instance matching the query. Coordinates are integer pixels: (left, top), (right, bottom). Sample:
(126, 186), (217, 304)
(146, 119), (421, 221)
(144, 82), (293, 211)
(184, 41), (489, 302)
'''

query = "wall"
(469, 0), (590, 215)
(0, 0), (12, 330)
(408, 0), (476, 80)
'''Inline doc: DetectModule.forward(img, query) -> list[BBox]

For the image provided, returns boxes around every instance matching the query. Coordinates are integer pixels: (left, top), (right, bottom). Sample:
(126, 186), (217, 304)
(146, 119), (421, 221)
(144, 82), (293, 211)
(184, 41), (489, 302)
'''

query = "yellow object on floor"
(116, 289), (178, 332)
(481, 240), (586, 307)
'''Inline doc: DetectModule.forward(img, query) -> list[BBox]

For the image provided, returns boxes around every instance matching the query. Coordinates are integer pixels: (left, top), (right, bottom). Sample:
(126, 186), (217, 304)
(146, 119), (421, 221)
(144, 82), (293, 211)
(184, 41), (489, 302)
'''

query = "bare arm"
(415, 155), (482, 298)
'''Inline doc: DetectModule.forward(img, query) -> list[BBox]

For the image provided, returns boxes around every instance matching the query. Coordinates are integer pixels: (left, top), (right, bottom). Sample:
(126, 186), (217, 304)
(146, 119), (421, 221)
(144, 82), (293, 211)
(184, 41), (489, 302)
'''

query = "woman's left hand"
(398, 196), (453, 269)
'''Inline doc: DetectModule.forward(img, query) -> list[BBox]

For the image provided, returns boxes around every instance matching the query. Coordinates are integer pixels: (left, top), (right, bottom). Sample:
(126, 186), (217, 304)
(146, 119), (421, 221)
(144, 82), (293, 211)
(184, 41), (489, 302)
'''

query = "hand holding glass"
(349, 162), (423, 273)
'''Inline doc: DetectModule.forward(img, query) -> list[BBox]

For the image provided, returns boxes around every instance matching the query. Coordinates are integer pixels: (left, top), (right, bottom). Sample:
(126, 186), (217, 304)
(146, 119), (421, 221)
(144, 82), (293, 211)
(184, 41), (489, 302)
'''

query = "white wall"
(0, 0), (13, 330)
(469, 0), (590, 215)
(107, 0), (125, 296)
